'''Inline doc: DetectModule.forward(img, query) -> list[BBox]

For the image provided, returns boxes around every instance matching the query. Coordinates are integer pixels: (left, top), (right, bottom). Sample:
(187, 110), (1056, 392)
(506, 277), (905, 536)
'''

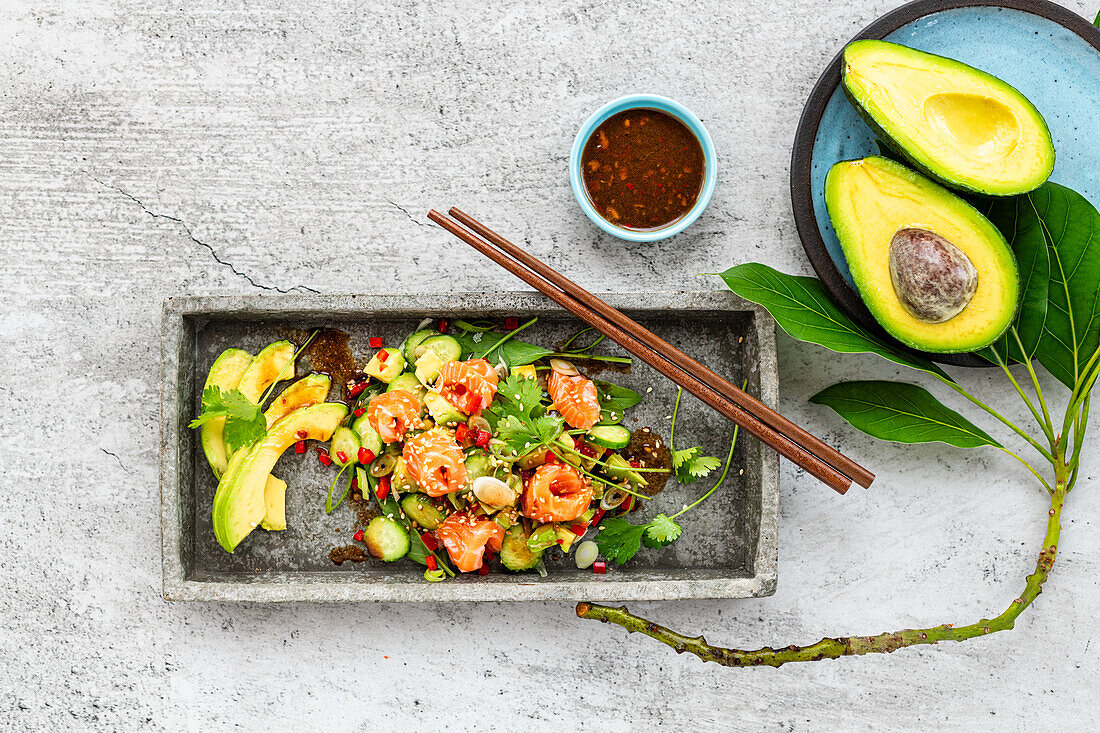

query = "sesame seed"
(645, 387), (653, 393)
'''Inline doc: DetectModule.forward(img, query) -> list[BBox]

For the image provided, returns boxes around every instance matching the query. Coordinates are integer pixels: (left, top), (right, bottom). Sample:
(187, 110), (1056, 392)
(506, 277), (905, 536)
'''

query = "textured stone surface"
(1, 0), (1098, 729)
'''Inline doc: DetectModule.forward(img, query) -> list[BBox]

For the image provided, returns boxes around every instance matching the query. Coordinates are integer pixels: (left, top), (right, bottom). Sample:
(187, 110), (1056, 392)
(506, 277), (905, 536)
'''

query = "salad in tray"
(191, 317), (739, 580)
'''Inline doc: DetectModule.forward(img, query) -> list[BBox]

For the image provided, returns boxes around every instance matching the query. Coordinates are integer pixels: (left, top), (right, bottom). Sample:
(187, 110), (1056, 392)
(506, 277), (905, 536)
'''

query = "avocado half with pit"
(825, 156), (1019, 353)
(213, 402), (348, 552)
(842, 40), (1054, 196)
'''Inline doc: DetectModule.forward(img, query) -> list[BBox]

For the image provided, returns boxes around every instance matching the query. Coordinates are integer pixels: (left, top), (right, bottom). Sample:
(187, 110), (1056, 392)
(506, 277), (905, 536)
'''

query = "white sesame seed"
(645, 387), (653, 393)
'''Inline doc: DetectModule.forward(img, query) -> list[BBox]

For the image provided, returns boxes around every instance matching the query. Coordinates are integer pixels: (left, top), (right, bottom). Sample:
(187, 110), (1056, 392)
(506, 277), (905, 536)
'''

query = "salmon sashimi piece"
(438, 358), (498, 415)
(547, 371), (601, 430)
(367, 390), (423, 443)
(435, 512), (505, 573)
(521, 463), (593, 523)
(402, 429), (468, 497)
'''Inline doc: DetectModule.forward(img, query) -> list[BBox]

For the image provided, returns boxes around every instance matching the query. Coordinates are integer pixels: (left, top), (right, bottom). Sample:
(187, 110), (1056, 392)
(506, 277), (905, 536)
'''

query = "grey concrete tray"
(160, 292), (779, 602)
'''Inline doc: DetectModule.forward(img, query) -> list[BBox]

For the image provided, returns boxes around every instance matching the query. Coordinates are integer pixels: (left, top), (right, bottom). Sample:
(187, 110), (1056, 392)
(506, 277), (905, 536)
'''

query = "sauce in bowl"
(580, 109), (706, 231)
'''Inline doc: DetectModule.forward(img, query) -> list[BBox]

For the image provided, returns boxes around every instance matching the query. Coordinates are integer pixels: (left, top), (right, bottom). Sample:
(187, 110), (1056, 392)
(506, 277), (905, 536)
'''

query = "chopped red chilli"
(347, 381), (369, 399)
(358, 447), (375, 464)
(369, 337), (383, 348)
(438, 319), (448, 333)
(425, 555), (438, 571)
(378, 350), (388, 363)
(317, 450), (332, 467)
(336, 451), (348, 464)
(296, 429), (308, 439)
(353, 529), (364, 542)
(475, 429), (490, 448)
(420, 532), (438, 551)
(353, 408), (366, 418)
(376, 475), (391, 501)
(504, 317), (519, 330)
(592, 561), (607, 574)
(294, 440), (306, 454)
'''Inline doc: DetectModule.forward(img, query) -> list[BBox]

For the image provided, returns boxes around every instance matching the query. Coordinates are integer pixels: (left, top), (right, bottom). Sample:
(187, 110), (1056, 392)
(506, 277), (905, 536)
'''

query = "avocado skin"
(824, 156), (1019, 354)
(841, 41), (1054, 197)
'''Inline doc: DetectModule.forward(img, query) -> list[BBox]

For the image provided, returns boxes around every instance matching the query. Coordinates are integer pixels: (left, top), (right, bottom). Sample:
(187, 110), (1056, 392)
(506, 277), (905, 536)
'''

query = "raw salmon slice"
(547, 371), (600, 430)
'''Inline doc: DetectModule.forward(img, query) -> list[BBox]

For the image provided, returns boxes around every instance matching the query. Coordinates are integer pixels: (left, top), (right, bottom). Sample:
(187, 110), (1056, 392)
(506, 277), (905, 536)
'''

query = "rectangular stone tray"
(160, 292), (779, 602)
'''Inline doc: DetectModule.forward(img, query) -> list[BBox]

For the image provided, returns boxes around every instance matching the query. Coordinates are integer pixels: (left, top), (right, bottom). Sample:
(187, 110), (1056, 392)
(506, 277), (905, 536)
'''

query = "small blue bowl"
(569, 94), (717, 242)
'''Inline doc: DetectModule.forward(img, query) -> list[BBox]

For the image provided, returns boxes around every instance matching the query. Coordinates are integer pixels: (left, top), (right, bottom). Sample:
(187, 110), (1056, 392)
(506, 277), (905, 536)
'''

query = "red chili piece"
(369, 337), (383, 348)
(590, 509), (606, 528)
(358, 447), (375, 464)
(425, 555), (438, 571)
(347, 381), (369, 399)
(376, 475), (391, 501)
(296, 429), (308, 439)
(353, 529), (364, 542)
(474, 429), (490, 448)
(294, 440), (306, 454)
(378, 350), (388, 363)
(504, 317), (519, 331)
(579, 443), (596, 458)
(455, 424), (468, 442)
(353, 408), (366, 418)
(420, 532), (438, 551)
(570, 524), (587, 536)
(438, 318), (448, 333)
(629, 460), (641, 468)
(592, 561), (607, 574)
(336, 451), (349, 464)
(317, 449), (332, 467)
(467, 394), (482, 414)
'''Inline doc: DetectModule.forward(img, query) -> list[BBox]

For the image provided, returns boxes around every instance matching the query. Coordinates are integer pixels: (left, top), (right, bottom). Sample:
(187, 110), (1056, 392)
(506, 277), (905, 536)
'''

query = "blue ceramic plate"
(791, 0), (1100, 367)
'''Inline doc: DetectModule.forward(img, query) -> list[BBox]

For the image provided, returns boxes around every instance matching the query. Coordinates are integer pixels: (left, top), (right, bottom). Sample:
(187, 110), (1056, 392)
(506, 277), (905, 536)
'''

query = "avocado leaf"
(810, 381), (1001, 449)
(979, 193), (1051, 362)
(720, 263), (951, 381)
(1028, 183), (1100, 389)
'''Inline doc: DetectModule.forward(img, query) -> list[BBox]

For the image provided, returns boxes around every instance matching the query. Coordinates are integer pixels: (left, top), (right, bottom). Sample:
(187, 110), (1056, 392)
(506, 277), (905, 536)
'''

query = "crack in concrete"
(388, 201), (430, 227)
(100, 448), (125, 471)
(88, 174), (319, 294)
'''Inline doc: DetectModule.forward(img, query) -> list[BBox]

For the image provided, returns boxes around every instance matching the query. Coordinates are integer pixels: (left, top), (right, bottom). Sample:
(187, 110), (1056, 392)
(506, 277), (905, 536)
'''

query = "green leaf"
(1094, 7), (1099, 29)
(1028, 183), (1100, 389)
(980, 194), (1050, 362)
(642, 514), (682, 548)
(720, 264), (951, 381)
(453, 331), (552, 367)
(810, 380), (1001, 449)
(671, 447), (721, 483)
(595, 517), (647, 565)
(594, 380), (642, 411)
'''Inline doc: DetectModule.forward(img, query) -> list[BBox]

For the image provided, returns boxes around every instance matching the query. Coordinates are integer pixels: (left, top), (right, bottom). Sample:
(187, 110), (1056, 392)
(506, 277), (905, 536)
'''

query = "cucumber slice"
(419, 335), (462, 363)
(351, 415), (384, 456)
(365, 348), (405, 384)
(363, 516), (410, 561)
(464, 450), (494, 482)
(402, 329), (437, 365)
(400, 494), (446, 530)
(387, 372), (422, 395)
(329, 427), (361, 466)
(587, 424), (630, 450)
(501, 526), (542, 571)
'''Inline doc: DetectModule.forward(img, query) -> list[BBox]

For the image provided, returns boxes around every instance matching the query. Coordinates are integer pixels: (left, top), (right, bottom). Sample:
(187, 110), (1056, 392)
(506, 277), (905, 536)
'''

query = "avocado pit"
(889, 227), (977, 324)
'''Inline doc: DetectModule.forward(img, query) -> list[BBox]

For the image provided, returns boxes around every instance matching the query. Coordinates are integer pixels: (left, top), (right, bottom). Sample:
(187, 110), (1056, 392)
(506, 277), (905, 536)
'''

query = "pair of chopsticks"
(427, 208), (874, 494)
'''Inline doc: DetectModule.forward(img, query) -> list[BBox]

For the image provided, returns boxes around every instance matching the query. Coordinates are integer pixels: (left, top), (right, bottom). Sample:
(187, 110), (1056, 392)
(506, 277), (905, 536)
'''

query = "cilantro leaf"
(671, 446), (721, 483)
(188, 385), (267, 451)
(595, 517), (647, 565)
(642, 513), (682, 548)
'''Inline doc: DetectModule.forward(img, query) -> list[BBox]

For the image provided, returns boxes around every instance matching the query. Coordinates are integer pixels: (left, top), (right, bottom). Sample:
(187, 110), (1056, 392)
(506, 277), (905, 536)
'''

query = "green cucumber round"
(363, 516), (410, 561)
(587, 424), (630, 450)
(419, 335), (462, 363)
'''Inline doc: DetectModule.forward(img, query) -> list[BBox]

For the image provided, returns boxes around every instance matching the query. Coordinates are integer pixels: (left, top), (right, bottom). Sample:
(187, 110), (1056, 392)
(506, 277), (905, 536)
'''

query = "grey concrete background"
(1, 0), (1097, 729)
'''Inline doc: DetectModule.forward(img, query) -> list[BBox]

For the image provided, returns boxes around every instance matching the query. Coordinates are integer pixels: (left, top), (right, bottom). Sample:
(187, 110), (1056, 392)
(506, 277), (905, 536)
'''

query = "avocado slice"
(213, 402), (348, 552)
(199, 348), (253, 478)
(236, 341), (296, 403)
(824, 156), (1019, 353)
(423, 390), (466, 427)
(842, 40), (1054, 196)
(264, 373), (331, 427)
(260, 476), (287, 531)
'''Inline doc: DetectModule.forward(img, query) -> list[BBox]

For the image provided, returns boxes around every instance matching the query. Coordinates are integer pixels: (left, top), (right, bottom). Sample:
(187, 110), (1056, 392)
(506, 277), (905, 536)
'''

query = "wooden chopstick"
(448, 208), (875, 491)
(428, 210), (861, 495)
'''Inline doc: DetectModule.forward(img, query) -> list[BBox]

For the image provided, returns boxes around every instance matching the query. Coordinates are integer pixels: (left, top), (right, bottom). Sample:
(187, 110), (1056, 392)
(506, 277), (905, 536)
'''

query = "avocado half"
(842, 40), (1054, 196)
(825, 156), (1019, 353)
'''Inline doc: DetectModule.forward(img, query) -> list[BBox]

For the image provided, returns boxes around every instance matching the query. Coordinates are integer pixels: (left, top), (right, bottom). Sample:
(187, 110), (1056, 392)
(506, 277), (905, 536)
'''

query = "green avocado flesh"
(200, 348), (253, 478)
(842, 40), (1054, 196)
(213, 402), (348, 552)
(825, 156), (1019, 353)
